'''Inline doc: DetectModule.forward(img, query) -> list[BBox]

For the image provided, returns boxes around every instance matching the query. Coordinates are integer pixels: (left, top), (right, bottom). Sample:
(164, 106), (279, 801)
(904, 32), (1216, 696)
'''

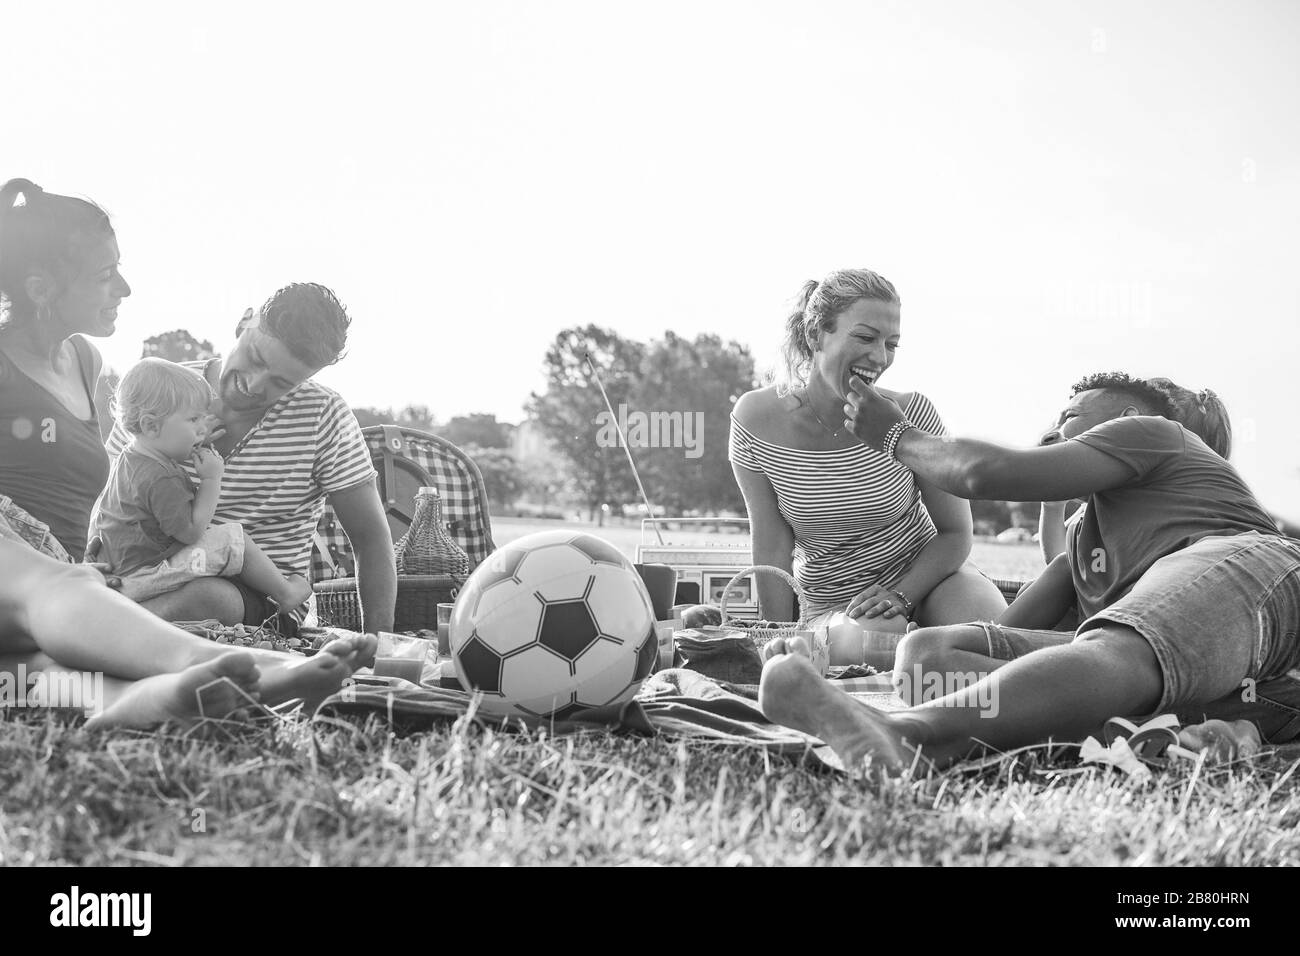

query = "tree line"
(98, 327), (1034, 533)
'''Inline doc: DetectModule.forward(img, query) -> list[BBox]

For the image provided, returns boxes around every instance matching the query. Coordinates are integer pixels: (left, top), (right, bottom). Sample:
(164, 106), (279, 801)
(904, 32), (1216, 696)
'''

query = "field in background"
(492, 517), (1047, 583)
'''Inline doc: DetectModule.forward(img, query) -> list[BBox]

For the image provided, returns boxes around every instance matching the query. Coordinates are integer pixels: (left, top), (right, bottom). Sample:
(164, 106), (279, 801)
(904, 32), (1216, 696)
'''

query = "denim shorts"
(980, 531), (1300, 723)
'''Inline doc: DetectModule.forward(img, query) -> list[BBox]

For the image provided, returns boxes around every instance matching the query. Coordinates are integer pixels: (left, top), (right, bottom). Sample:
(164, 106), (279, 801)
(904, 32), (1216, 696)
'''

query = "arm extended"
(894, 431), (1134, 502)
(329, 479), (397, 634)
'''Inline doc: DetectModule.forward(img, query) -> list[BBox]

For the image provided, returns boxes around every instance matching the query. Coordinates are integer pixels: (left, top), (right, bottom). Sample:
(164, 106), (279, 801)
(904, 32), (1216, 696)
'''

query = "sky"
(6, 0), (1298, 511)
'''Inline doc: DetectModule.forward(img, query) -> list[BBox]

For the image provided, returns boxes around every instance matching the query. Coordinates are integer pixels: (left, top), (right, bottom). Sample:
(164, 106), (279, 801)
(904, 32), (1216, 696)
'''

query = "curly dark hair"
(255, 282), (350, 369)
(1070, 371), (1176, 418)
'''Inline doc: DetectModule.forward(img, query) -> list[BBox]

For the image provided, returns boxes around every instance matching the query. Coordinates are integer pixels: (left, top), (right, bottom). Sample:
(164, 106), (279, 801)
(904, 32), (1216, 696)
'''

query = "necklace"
(801, 386), (843, 438)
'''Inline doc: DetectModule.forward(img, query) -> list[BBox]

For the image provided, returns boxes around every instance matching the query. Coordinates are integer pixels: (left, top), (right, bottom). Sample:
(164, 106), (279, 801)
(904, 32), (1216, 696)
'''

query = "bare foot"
(760, 634), (813, 663)
(1177, 719), (1262, 764)
(258, 633), (377, 712)
(88, 652), (262, 730)
(272, 574), (313, 611)
(759, 652), (916, 776)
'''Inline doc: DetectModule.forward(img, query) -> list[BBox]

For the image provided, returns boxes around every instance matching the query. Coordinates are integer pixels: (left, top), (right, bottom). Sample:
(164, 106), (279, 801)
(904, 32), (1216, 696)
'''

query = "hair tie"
(1196, 388), (1209, 411)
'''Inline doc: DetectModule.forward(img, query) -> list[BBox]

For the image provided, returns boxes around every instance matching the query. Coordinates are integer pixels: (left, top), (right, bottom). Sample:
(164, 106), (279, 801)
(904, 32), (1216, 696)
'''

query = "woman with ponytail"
(0, 178), (130, 559)
(728, 268), (1007, 642)
(1145, 377), (1232, 459)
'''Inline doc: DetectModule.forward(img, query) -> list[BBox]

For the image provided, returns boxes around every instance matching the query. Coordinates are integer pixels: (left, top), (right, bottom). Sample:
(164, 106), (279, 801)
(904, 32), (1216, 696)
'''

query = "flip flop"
(194, 676), (279, 722)
(1103, 714), (1182, 763)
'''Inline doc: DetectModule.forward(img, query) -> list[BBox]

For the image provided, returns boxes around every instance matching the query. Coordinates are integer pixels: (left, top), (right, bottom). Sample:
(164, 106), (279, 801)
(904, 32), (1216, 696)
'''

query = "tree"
(526, 326), (644, 523)
(463, 445), (526, 511)
(970, 499), (1013, 535)
(629, 332), (756, 514)
(439, 413), (510, 449)
(141, 329), (216, 363)
(525, 457), (571, 515)
(351, 404), (439, 433)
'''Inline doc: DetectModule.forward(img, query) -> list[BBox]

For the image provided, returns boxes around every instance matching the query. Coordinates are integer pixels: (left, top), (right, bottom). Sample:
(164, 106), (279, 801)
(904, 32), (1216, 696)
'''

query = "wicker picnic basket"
(714, 565), (813, 647)
(313, 573), (460, 633)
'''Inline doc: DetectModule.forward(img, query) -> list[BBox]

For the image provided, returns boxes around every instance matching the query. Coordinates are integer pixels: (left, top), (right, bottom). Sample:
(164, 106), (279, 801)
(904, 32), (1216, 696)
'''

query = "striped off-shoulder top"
(728, 392), (948, 618)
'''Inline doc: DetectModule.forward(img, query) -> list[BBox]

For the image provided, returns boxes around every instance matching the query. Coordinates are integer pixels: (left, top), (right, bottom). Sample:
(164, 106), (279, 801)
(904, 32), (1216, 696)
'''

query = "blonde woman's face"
(812, 298), (900, 399)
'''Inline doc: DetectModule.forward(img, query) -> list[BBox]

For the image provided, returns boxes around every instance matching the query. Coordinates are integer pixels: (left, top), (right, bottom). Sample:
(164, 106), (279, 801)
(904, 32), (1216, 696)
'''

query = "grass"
(3, 523), (1296, 867)
(4, 711), (1299, 866)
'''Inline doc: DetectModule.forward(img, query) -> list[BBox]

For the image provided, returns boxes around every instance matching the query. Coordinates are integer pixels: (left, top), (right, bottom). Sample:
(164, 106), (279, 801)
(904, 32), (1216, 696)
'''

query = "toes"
(212, 651), (259, 682)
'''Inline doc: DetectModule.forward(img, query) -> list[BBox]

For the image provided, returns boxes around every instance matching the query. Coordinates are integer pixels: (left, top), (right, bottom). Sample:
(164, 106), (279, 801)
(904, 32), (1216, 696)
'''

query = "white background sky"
(6, 1), (1298, 511)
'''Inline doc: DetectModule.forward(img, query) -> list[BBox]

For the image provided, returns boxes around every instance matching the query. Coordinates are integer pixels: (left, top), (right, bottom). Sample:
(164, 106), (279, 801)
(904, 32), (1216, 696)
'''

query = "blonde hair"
(1146, 377), (1233, 459)
(113, 358), (215, 435)
(776, 268), (900, 392)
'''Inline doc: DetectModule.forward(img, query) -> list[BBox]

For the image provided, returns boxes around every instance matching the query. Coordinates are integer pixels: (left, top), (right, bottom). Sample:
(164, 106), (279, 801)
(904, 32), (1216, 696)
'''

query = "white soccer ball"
(449, 530), (659, 720)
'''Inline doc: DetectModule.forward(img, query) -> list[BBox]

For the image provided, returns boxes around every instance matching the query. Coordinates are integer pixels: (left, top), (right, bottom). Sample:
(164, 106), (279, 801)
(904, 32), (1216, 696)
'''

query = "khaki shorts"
(118, 523), (246, 602)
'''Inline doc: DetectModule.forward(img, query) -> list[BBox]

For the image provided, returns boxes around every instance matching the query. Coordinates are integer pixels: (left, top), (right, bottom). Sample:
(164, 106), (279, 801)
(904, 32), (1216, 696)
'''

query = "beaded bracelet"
(888, 588), (915, 618)
(882, 419), (914, 461)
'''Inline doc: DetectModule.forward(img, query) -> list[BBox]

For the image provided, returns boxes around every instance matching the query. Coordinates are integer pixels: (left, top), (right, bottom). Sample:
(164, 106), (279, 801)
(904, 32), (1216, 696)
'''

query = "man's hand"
(846, 583), (908, 620)
(843, 376), (907, 451)
(192, 446), (225, 481)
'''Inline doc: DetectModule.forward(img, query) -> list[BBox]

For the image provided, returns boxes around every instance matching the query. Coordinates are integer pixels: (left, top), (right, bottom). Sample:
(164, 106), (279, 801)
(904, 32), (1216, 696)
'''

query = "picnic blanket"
(315, 661), (902, 769)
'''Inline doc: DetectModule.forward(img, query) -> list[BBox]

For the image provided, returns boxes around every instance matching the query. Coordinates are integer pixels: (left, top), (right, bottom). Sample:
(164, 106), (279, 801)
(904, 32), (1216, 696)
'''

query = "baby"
(91, 357), (313, 611)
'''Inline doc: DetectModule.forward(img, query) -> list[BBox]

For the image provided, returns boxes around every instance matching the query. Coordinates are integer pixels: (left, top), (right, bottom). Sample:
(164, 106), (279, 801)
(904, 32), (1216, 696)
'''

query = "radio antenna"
(583, 350), (665, 546)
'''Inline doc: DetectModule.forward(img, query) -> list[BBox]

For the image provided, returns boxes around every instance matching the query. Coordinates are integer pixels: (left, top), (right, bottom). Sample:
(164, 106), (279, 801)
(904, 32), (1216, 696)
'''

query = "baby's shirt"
(91, 444), (196, 576)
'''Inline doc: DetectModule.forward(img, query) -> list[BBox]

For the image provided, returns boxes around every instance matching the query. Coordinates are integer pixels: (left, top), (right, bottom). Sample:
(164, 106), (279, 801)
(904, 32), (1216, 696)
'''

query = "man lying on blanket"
(757, 372), (1300, 772)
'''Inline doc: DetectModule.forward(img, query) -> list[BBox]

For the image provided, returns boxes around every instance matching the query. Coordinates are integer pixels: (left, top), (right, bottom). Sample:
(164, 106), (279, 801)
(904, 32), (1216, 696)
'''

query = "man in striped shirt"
(101, 284), (396, 633)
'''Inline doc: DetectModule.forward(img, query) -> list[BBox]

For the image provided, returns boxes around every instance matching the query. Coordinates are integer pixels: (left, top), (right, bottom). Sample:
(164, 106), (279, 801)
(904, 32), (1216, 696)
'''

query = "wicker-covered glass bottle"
(395, 486), (470, 579)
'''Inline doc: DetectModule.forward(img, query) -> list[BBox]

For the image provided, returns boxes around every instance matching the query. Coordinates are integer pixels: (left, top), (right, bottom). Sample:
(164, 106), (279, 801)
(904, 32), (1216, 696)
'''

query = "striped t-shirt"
(106, 360), (376, 579)
(728, 392), (948, 618)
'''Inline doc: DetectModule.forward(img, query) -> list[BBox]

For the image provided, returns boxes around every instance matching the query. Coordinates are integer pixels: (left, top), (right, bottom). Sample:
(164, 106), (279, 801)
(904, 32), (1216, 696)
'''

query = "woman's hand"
(843, 376), (907, 451)
(846, 583), (908, 621)
(81, 537), (123, 589)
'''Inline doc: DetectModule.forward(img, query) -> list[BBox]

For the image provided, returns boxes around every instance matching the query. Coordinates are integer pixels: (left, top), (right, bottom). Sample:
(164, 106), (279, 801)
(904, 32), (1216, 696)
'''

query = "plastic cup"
(373, 632), (432, 683)
(655, 621), (677, 671)
(436, 603), (455, 655)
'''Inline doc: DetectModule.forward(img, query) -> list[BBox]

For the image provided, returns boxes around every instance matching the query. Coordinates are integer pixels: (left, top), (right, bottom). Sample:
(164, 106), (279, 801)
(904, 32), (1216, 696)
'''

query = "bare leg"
(18, 561), (246, 677)
(234, 530), (312, 610)
(3, 634), (375, 725)
(87, 652), (263, 729)
(760, 623), (1163, 774)
(914, 562), (1008, 627)
(3, 545), (374, 687)
(139, 577), (245, 626)
(893, 624), (1072, 704)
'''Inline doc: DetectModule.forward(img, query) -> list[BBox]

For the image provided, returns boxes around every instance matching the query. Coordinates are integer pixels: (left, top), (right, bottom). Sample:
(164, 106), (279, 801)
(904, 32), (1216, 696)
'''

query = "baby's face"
(152, 405), (209, 461)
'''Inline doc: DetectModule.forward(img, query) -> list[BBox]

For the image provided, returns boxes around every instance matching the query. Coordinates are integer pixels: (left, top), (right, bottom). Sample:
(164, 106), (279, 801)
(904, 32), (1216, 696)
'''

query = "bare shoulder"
(878, 387), (914, 409)
(732, 386), (786, 429)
